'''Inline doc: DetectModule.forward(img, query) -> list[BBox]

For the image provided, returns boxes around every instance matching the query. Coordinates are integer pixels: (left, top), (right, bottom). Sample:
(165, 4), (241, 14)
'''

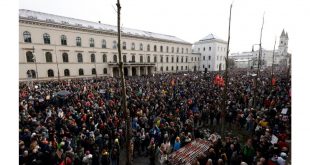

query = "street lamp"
(32, 46), (38, 80)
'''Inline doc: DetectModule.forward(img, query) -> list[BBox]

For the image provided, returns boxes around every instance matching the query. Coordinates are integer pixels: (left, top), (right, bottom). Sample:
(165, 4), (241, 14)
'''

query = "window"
(166, 66), (169, 71)
(102, 39), (106, 48)
(160, 66), (163, 71)
(185, 66), (187, 70)
(101, 54), (106, 63)
(64, 69), (70, 76)
(209, 47), (211, 51)
(198, 48), (200, 52)
(26, 51), (34, 62)
(47, 69), (54, 77)
(147, 56), (150, 63)
(92, 68), (96, 75)
(181, 57), (183, 63)
(191, 57), (193, 61)
(208, 65), (210, 68)
(79, 69), (84, 75)
(61, 35), (67, 45)
(123, 42), (126, 50)
(186, 48), (188, 53)
(45, 52), (52, 62)
(62, 53), (69, 63)
(123, 55), (127, 62)
(43, 33), (50, 44)
(203, 56), (205, 60)
(160, 46), (163, 52)
(103, 68), (107, 74)
(181, 66), (183, 70)
(186, 57), (188, 62)
(76, 37), (81, 46)
(91, 54), (96, 63)
(132, 55), (135, 62)
(171, 66), (174, 71)
(160, 56), (163, 63)
(176, 66), (178, 70)
(203, 47), (205, 51)
(147, 44), (150, 51)
(131, 42), (135, 50)
(166, 56), (169, 63)
(23, 31), (31, 43)
(177, 56), (179, 63)
(177, 47), (179, 53)
(113, 55), (117, 62)
(113, 41), (117, 49)
(27, 70), (36, 78)
(77, 53), (83, 63)
(171, 56), (174, 63)
(203, 65), (205, 68)
(182, 48), (184, 54)
(154, 45), (157, 52)
(209, 56), (211, 60)
(89, 38), (95, 47)
(140, 43), (143, 51)
(217, 56), (219, 60)
(154, 56), (157, 63)
(172, 47), (174, 53)
(140, 56), (143, 63)
(166, 46), (169, 53)
(155, 67), (157, 72)
(195, 57), (197, 61)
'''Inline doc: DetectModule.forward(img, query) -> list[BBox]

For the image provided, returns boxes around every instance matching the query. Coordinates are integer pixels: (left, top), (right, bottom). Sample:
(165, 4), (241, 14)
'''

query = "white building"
(230, 29), (290, 69)
(19, 9), (200, 81)
(192, 34), (227, 72)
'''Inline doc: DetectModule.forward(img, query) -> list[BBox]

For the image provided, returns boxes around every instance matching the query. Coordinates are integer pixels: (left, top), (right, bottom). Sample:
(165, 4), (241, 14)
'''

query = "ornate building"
(19, 9), (200, 81)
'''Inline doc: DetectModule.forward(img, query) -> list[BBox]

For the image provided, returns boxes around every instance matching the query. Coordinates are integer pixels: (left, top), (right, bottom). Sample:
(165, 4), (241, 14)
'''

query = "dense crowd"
(19, 68), (291, 165)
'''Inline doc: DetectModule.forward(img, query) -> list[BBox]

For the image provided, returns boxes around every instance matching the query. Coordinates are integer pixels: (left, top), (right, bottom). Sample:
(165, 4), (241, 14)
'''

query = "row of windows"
(201, 55), (225, 61)
(25, 51), (197, 63)
(197, 46), (226, 52)
(155, 65), (189, 72)
(27, 68), (108, 78)
(23, 31), (189, 53)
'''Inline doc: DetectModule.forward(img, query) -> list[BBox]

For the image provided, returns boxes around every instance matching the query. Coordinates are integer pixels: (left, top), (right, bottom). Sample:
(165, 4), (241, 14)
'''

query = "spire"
(281, 29), (285, 37)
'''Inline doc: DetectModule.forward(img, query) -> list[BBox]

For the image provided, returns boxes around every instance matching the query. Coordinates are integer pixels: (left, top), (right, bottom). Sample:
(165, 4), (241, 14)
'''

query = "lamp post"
(32, 46), (38, 81)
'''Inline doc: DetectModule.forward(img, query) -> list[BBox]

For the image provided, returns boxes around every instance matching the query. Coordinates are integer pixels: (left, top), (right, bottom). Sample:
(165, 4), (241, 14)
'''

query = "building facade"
(230, 29), (290, 69)
(19, 9), (200, 81)
(192, 34), (227, 72)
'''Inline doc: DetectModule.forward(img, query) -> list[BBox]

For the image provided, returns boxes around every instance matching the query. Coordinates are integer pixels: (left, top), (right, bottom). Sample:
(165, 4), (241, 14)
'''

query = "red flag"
(272, 78), (276, 86)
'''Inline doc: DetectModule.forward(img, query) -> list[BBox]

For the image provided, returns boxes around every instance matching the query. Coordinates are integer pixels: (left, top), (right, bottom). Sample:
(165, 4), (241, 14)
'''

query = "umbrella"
(56, 90), (71, 97)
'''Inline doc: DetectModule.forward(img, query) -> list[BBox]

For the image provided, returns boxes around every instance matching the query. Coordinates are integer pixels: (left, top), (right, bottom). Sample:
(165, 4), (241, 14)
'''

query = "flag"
(272, 77), (276, 86)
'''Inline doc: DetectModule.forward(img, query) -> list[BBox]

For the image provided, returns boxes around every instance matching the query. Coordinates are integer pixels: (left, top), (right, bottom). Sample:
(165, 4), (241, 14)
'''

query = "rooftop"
(19, 9), (191, 44)
(199, 33), (226, 42)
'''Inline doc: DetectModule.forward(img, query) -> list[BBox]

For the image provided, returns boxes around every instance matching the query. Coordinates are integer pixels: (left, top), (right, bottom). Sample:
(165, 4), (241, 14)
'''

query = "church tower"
(278, 29), (289, 55)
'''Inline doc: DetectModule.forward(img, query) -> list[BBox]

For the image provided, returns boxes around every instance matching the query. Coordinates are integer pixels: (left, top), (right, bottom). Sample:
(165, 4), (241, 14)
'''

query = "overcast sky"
(19, 0), (305, 54)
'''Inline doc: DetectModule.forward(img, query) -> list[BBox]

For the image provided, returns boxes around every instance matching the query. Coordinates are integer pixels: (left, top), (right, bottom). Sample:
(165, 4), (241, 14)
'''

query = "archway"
(124, 67), (128, 77)
(113, 67), (119, 77)
(132, 67), (137, 76)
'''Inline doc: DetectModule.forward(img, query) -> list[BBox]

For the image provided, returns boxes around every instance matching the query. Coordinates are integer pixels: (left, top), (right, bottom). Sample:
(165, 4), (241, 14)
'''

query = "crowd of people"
(19, 68), (291, 165)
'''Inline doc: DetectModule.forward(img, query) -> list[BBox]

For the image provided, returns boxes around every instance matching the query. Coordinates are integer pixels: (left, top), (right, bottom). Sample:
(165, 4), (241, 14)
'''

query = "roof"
(199, 33), (225, 42)
(19, 9), (191, 44)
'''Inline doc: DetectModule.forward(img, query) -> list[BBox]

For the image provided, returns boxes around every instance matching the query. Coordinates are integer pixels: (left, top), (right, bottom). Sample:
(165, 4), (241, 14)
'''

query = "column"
(137, 67), (140, 76)
(109, 67), (113, 77)
(128, 66), (132, 76)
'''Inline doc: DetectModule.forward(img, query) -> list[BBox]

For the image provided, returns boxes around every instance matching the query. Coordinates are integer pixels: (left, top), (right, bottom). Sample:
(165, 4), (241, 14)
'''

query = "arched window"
(64, 69), (70, 76)
(43, 33), (50, 44)
(61, 35), (67, 45)
(147, 44), (150, 51)
(166, 56), (169, 63)
(160, 66), (163, 71)
(171, 56), (174, 63)
(181, 66), (183, 70)
(160, 56), (163, 63)
(122, 42), (126, 50)
(177, 56), (179, 63)
(27, 70), (36, 78)
(176, 66), (178, 71)
(160, 46), (163, 52)
(47, 69), (54, 77)
(131, 42), (135, 50)
(77, 53), (83, 63)
(123, 55), (127, 62)
(181, 56), (183, 63)
(79, 68), (84, 75)
(92, 68), (96, 75)
(140, 56), (143, 63)
(103, 68), (107, 74)
(113, 55), (117, 62)
(147, 56), (150, 63)
(76, 37), (82, 46)
(186, 57), (188, 62)
(102, 54), (107, 62)
(113, 41), (117, 49)
(182, 48), (184, 54)
(45, 52), (53, 63)
(166, 46), (169, 53)
(132, 55), (135, 62)
(154, 56), (157, 63)
(140, 43), (143, 51)
(91, 54), (96, 63)
(102, 39), (106, 48)
(186, 66), (187, 70)
(154, 45), (157, 52)
(23, 31), (31, 43)
(89, 38), (95, 47)
(62, 53), (69, 63)
(166, 66), (169, 71)
(26, 51), (34, 62)
(177, 47), (179, 53)
(172, 47), (174, 53)
(171, 66), (174, 71)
